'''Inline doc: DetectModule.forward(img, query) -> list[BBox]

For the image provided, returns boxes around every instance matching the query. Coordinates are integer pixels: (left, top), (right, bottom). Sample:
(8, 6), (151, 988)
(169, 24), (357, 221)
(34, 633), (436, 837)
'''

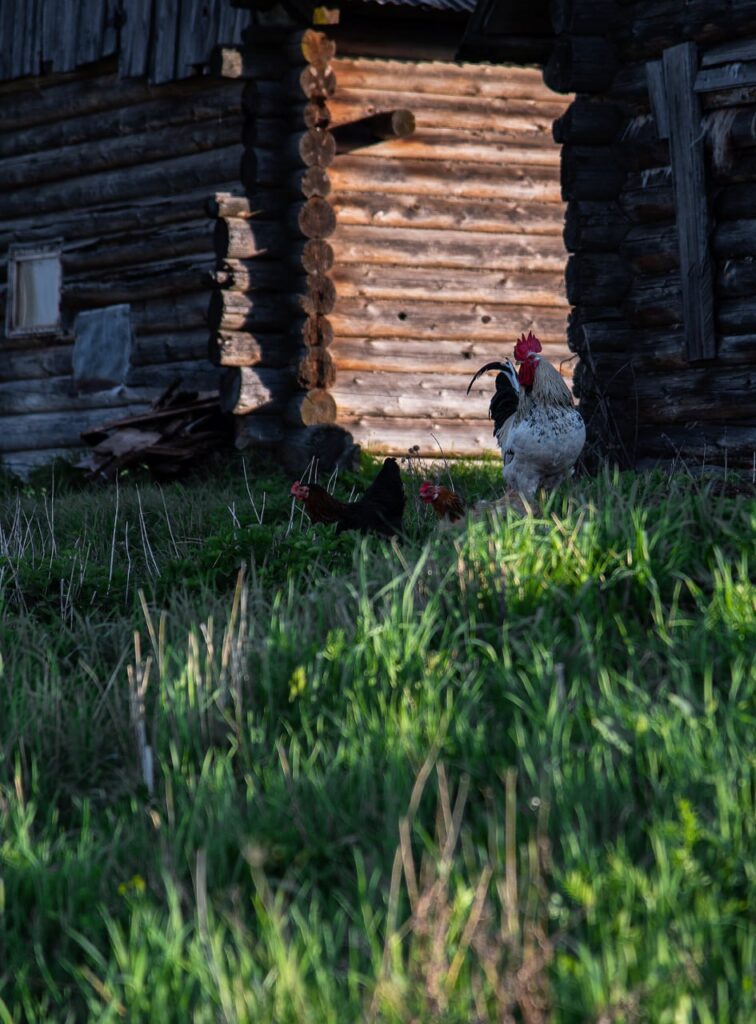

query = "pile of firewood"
(77, 382), (233, 480)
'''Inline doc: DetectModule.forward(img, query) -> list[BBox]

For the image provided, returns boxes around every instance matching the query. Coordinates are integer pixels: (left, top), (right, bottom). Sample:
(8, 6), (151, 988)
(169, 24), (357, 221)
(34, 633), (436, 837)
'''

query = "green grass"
(0, 453), (753, 1022)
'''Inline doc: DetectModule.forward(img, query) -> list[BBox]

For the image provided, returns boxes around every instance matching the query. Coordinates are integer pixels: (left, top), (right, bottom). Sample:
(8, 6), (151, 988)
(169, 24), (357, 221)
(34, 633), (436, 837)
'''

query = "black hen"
(290, 457), (405, 537)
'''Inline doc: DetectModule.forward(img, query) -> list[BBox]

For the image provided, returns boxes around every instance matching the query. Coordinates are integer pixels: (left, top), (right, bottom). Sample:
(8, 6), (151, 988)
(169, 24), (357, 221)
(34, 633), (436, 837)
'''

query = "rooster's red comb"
(513, 331), (542, 362)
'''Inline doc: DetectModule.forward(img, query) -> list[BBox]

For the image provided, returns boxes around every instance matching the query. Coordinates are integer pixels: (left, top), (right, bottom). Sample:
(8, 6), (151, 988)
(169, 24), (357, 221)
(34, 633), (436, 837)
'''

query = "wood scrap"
(77, 384), (233, 480)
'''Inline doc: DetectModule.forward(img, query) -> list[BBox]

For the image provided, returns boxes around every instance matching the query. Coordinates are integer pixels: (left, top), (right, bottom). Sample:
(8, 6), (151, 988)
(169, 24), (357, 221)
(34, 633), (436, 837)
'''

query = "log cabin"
(12, 2), (750, 477)
(0, 0), (571, 475)
(538, 0), (756, 470)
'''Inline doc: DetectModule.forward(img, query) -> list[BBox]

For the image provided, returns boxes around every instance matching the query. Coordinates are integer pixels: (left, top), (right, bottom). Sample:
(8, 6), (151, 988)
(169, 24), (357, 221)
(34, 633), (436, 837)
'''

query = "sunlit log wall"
(0, 0), (251, 477)
(326, 55), (572, 460)
(211, 31), (572, 465)
(550, 0), (756, 469)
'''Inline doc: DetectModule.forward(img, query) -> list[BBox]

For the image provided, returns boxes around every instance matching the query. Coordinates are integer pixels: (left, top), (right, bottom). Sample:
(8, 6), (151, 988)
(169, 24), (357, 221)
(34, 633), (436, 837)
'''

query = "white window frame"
(5, 240), (63, 339)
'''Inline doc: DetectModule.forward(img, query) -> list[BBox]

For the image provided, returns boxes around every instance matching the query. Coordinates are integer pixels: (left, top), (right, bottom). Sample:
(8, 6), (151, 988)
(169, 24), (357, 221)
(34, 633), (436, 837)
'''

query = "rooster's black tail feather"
(466, 360), (520, 436)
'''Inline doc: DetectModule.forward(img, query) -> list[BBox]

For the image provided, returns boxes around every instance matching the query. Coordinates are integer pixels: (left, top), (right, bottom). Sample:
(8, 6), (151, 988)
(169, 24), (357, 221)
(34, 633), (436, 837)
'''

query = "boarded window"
(72, 304), (133, 391)
(6, 242), (62, 337)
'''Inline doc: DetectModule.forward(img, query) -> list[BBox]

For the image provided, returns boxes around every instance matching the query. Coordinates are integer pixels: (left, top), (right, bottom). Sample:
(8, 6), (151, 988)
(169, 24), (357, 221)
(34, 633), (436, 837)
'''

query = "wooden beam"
(695, 61), (756, 93)
(701, 38), (756, 67)
(663, 42), (716, 362)
(645, 61), (669, 139)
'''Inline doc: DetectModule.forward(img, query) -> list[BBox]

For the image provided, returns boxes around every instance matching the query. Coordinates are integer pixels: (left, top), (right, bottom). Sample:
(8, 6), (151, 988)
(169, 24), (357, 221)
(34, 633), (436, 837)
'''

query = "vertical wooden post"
(663, 42), (716, 362)
(645, 60), (669, 140)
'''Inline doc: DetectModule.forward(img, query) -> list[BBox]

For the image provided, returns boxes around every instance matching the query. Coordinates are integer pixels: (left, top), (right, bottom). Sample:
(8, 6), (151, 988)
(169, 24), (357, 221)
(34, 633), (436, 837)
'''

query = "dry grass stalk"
(370, 763), (554, 1023)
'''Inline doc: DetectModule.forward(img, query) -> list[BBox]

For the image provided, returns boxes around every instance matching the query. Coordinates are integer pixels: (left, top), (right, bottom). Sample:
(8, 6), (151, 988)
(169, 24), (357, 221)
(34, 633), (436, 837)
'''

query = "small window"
(5, 241), (62, 338)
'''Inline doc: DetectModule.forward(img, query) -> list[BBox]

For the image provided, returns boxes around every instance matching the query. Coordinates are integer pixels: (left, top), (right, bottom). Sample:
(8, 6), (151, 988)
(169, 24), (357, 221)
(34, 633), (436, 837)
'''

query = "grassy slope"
(0, 455), (753, 1022)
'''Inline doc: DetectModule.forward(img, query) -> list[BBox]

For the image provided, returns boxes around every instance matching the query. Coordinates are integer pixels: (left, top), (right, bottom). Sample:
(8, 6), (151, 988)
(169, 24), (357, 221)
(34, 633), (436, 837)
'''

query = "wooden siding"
(0, 0), (251, 85)
(326, 56), (571, 458)
(0, 62), (244, 476)
(552, 7), (756, 469)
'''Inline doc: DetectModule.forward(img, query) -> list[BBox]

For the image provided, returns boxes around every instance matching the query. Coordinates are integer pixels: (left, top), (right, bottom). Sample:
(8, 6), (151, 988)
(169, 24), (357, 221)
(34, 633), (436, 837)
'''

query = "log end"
(286, 388), (337, 426)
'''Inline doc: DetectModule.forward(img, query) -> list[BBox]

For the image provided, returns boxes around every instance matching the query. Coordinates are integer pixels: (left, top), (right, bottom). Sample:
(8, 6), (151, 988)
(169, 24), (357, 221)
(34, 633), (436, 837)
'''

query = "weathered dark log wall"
(551, 0), (756, 469)
(0, 0), (251, 84)
(0, 61), (244, 475)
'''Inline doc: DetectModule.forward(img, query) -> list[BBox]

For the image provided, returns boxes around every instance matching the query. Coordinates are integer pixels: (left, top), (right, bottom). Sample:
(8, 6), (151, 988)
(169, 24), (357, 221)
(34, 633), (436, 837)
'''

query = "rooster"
(419, 482), (533, 526)
(290, 457), (405, 537)
(467, 332), (585, 500)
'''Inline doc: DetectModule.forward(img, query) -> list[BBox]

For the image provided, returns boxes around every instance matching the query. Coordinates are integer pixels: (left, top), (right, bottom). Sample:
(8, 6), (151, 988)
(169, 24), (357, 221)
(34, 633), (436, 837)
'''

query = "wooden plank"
(327, 156), (562, 202)
(10, 0), (30, 78)
(103, 0), (119, 56)
(0, 377), (164, 417)
(56, 0), (78, 71)
(0, 116), (241, 191)
(701, 39), (756, 67)
(584, 365), (756, 421)
(64, 256), (216, 304)
(332, 336), (573, 376)
(1, 84), (241, 161)
(132, 329), (210, 366)
(0, 68), (235, 133)
(331, 58), (560, 102)
(633, 423), (756, 467)
(61, 227), (216, 286)
(328, 89), (567, 133)
(0, 0), (16, 78)
(0, 143), (242, 219)
(126, 362), (222, 391)
(0, 448), (89, 476)
(0, 344), (73, 383)
(149, 0), (180, 84)
(663, 42), (716, 361)
(331, 265), (567, 307)
(76, 0), (105, 68)
(25, 0), (43, 78)
(121, 0), (154, 79)
(333, 132), (561, 168)
(329, 224), (567, 273)
(217, 0), (246, 44)
(37, 0), (76, 72)
(340, 416), (499, 458)
(331, 191), (565, 236)
(329, 297), (569, 343)
(128, 291), (211, 334)
(0, 407), (153, 452)
(331, 371), (494, 420)
(176, 0), (213, 77)
(646, 60), (669, 139)
(695, 61), (756, 93)
(0, 185), (236, 249)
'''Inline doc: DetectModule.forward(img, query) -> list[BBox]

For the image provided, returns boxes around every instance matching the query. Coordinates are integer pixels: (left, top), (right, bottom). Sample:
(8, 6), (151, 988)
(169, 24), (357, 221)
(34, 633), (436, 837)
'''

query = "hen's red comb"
(513, 331), (542, 362)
